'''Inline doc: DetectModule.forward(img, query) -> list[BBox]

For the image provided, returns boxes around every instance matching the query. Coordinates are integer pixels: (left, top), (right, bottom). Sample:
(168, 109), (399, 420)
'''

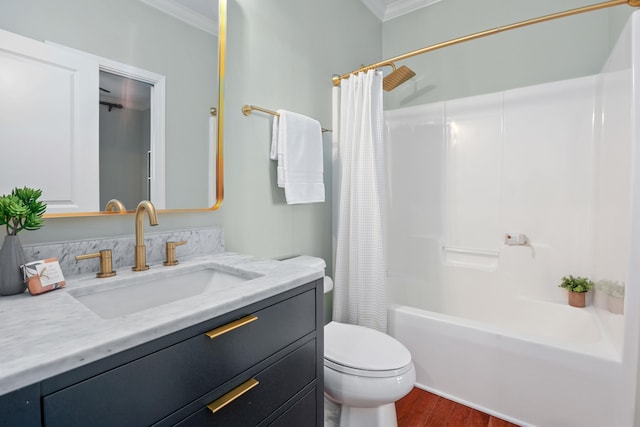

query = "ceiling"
(99, 72), (152, 111)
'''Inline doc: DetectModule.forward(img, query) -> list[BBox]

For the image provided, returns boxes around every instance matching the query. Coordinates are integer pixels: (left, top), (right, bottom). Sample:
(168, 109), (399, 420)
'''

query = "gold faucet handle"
(163, 240), (187, 266)
(76, 249), (117, 278)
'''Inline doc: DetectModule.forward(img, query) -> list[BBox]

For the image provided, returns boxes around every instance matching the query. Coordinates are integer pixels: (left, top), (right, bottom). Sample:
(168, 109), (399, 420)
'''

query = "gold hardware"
(163, 240), (187, 266)
(212, 0), (226, 211)
(210, 107), (217, 116)
(241, 104), (332, 133)
(75, 249), (116, 278)
(206, 378), (259, 413)
(333, 0), (640, 86)
(242, 104), (277, 117)
(132, 200), (159, 272)
(382, 64), (416, 91)
(103, 199), (127, 213)
(205, 315), (258, 339)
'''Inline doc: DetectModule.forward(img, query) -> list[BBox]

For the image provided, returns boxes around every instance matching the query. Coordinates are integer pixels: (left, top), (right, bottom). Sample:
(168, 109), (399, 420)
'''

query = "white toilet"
(283, 256), (416, 427)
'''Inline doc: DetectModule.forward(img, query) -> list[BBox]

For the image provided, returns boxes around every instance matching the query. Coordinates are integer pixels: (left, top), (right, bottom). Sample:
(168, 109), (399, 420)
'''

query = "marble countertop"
(0, 252), (323, 396)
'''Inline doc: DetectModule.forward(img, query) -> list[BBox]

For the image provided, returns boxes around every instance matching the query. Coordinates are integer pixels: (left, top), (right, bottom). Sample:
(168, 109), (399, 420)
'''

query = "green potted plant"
(558, 275), (594, 308)
(0, 187), (46, 296)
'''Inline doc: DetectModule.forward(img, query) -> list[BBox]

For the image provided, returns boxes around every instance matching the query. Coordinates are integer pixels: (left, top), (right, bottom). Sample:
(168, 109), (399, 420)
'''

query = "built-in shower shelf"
(441, 246), (499, 271)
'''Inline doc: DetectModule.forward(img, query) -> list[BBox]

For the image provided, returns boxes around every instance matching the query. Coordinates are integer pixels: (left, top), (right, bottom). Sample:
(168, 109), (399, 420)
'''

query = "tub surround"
(383, 10), (640, 427)
(0, 250), (324, 397)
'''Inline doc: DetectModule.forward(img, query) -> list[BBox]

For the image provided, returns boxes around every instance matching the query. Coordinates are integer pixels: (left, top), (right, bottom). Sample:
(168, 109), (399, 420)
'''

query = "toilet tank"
(281, 256), (334, 293)
(281, 256), (326, 270)
(281, 256), (334, 324)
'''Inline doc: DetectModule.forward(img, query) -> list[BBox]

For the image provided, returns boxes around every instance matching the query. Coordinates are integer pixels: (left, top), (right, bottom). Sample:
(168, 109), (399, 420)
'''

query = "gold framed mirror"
(0, 0), (226, 217)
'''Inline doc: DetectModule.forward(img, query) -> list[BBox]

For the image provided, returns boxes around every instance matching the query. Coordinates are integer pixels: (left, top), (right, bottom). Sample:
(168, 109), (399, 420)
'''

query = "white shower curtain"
(332, 69), (387, 332)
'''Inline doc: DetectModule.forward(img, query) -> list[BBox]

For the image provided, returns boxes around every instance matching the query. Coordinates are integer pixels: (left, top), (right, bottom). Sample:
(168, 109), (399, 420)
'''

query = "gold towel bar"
(242, 104), (332, 133)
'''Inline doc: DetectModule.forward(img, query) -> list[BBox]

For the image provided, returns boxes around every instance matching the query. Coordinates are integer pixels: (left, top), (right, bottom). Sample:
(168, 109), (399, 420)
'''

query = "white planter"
(607, 295), (624, 315)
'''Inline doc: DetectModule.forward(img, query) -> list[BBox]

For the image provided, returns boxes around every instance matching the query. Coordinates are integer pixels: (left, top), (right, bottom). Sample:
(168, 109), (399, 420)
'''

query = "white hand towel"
(270, 115), (279, 161)
(272, 109), (325, 204)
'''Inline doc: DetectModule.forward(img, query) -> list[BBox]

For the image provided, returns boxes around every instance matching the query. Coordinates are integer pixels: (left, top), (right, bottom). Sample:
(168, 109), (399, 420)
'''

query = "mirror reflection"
(0, 0), (220, 214)
(99, 72), (153, 210)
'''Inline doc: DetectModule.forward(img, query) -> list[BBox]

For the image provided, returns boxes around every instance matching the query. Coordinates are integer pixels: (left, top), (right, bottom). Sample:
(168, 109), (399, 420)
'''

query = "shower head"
(383, 64), (416, 91)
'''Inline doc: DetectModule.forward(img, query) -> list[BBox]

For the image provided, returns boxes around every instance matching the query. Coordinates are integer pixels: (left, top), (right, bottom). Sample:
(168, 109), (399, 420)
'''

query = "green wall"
(382, 0), (635, 109)
(221, 0), (380, 274)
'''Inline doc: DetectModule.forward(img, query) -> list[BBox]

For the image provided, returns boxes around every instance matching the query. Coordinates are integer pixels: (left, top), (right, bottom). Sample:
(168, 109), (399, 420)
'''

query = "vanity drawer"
(264, 387), (317, 427)
(42, 289), (316, 427)
(174, 339), (316, 427)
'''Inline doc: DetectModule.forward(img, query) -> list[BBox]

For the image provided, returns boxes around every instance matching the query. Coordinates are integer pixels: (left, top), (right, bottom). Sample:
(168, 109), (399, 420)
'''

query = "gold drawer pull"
(205, 315), (258, 339)
(207, 378), (259, 413)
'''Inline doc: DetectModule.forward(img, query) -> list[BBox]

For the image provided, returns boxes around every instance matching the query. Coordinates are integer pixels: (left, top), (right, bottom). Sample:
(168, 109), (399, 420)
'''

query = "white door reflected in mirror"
(0, 29), (99, 214)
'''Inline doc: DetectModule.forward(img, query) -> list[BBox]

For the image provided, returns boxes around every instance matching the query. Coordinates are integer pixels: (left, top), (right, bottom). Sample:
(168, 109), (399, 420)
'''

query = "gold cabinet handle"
(204, 315), (258, 339)
(207, 378), (259, 413)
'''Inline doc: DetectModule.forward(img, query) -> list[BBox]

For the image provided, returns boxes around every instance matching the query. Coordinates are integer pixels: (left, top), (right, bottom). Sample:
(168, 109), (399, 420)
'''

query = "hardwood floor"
(396, 388), (519, 427)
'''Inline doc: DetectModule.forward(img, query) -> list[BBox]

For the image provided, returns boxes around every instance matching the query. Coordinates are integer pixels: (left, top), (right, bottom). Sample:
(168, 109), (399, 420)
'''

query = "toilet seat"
(324, 358), (413, 378)
(324, 321), (412, 378)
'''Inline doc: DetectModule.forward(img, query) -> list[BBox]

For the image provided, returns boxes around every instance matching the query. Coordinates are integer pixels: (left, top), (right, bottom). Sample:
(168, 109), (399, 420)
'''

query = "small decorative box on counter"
(21, 258), (66, 295)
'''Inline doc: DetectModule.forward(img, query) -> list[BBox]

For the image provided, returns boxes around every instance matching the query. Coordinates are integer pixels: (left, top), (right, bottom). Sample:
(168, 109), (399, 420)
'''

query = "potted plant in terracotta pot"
(0, 187), (46, 296)
(558, 275), (594, 308)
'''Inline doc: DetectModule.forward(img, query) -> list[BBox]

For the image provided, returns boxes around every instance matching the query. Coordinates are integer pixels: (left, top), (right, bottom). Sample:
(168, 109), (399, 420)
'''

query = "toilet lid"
(324, 321), (412, 375)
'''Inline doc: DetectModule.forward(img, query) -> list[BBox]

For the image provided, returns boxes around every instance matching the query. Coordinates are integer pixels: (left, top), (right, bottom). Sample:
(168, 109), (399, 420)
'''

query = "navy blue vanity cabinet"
(0, 384), (40, 427)
(1, 279), (323, 427)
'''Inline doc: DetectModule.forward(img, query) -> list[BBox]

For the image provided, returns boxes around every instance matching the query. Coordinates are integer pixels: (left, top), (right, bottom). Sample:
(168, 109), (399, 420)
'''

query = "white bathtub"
(388, 300), (628, 426)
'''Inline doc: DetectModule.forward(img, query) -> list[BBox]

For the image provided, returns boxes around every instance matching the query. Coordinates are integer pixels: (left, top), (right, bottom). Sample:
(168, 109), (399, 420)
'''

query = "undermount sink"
(69, 267), (249, 319)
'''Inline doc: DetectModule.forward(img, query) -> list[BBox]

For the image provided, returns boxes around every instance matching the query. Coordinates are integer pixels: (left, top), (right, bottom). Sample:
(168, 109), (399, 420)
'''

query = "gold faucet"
(132, 200), (159, 271)
(76, 249), (117, 278)
(163, 240), (187, 266)
(104, 199), (127, 213)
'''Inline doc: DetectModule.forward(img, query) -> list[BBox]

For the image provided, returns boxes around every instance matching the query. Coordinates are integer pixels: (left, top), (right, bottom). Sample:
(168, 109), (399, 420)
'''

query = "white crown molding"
(139, 0), (217, 35)
(384, 0), (443, 21)
(360, 0), (388, 21)
(361, 0), (444, 22)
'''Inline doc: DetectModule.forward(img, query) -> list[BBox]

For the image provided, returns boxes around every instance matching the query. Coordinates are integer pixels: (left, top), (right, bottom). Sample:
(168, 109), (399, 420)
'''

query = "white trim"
(139, 0), (217, 36)
(360, 0), (444, 22)
(360, 0), (387, 21)
(384, 0), (443, 21)
(45, 42), (167, 210)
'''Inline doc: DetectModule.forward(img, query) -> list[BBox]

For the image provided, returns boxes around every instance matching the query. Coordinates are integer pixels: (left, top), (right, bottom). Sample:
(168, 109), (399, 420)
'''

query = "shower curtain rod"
(332, 0), (640, 86)
(242, 104), (332, 132)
